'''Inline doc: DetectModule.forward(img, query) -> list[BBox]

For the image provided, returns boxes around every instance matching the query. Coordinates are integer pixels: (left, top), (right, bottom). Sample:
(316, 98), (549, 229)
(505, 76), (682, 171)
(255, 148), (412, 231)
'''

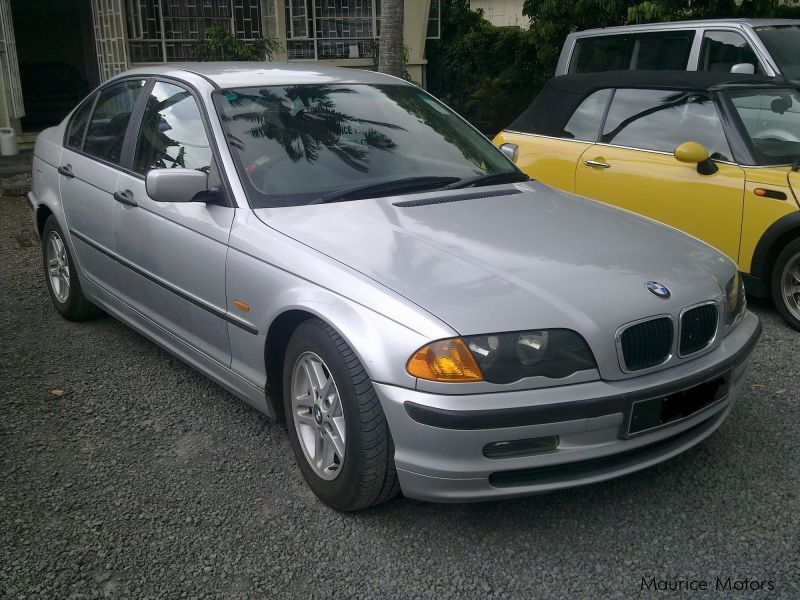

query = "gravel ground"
(1, 195), (798, 599)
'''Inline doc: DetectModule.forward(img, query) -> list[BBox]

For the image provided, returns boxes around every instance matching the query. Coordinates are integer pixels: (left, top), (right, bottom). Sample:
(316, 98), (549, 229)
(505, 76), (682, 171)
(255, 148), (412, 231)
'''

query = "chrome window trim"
(676, 300), (721, 359)
(501, 132), (740, 167)
(614, 314), (675, 375)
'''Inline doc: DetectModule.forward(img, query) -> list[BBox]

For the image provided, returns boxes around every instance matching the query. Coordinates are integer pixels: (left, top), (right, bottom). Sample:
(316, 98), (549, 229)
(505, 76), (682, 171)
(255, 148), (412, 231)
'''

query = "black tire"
(41, 216), (98, 321)
(771, 238), (800, 331)
(283, 318), (400, 511)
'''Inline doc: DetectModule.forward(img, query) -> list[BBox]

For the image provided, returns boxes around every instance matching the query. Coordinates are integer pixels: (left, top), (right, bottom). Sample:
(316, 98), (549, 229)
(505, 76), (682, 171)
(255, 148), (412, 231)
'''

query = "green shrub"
(426, 1), (546, 136)
(191, 23), (280, 62)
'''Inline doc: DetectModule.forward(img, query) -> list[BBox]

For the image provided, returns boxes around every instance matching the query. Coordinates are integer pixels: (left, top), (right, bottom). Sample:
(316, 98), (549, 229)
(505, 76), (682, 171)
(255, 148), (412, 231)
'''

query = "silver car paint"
(257, 182), (736, 383)
(555, 18), (800, 77)
(29, 63), (760, 502)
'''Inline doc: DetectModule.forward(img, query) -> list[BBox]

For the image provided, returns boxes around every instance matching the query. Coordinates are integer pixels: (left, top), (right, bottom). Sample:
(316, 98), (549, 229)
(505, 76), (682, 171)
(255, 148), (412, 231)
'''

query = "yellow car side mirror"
(674, 141), (718, 175)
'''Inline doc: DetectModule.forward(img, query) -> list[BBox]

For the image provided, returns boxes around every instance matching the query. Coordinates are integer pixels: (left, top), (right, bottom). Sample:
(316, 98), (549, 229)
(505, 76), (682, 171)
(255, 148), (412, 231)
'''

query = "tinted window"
(563, 89), (612, 140)
(215, 84), (518, 208)
(134, 82), (212, 175)
(756, 25), (800, 79)
(602, 89), (732, 160)
(569, 31), (694, 73)
(66, 97), (95, 150)
(699, 31), (762, 74)
(83, 79), (147, 164)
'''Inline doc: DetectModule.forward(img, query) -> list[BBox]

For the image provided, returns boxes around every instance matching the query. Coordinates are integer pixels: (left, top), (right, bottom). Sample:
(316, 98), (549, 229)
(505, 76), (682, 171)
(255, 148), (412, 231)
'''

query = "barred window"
(127, 0), (279, 63)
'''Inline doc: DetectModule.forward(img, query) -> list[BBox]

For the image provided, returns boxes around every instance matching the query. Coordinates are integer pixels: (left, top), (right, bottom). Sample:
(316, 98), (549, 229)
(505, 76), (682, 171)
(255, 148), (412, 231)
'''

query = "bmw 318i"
(27, 63), (761, 510)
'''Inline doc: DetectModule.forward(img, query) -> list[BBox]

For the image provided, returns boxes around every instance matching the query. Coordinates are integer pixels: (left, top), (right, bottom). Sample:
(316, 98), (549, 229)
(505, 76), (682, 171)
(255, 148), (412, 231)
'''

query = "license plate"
(627, 370), (732, 436)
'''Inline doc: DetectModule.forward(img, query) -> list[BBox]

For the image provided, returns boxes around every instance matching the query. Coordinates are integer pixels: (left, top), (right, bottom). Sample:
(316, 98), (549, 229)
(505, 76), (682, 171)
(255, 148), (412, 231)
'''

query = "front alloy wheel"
(776, 243), (800, 330)
(283, 318), (400, 511)
(290, 351), (346, 481)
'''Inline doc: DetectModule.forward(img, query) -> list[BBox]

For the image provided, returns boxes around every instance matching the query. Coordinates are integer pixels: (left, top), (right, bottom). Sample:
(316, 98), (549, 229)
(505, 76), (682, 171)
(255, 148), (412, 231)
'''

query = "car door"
(497, 89), (612, 192)
(112, 79), (234, 365)
(575, 87), (746, 261)
(58, 79), (148, 289)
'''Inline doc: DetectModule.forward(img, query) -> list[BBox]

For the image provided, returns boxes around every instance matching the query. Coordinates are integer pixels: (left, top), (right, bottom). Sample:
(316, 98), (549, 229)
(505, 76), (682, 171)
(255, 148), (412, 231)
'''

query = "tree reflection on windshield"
(223, 85), (401, 172)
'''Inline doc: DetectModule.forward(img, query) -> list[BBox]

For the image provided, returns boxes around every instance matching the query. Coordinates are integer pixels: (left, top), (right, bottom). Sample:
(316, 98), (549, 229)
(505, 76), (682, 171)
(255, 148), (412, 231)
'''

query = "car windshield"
(726, 87), (800, 165)
(755, 25), (800, 80)
(214, 83), (519, 207)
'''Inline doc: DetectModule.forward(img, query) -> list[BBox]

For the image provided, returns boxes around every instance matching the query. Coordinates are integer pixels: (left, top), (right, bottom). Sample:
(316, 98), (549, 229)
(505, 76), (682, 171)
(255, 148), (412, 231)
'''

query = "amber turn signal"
(407, 338), (484, 382)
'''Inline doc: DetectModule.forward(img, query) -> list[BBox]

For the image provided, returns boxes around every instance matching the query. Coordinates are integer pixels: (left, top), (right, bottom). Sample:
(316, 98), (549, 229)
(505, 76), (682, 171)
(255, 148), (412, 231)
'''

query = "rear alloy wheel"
(41, 216), (98, 321)
(771, 238), (800, 331)
(283, 318), (400, 511)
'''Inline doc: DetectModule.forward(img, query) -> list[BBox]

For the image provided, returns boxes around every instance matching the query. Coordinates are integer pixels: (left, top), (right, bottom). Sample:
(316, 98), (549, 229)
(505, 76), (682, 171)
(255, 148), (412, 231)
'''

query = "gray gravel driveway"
(1, 195), (798, 598)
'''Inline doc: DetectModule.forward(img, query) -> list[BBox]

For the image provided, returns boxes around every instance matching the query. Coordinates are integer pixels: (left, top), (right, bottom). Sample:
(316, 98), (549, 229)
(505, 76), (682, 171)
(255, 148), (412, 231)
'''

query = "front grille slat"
(619, 317), (673, 372)
(679, 304), (718, 356)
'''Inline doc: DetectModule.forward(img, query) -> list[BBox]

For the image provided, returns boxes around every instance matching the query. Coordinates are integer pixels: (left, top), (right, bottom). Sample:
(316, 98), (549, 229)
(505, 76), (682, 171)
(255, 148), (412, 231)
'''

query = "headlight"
(725, 272), (747, 327)
(407, 329), (596, 384)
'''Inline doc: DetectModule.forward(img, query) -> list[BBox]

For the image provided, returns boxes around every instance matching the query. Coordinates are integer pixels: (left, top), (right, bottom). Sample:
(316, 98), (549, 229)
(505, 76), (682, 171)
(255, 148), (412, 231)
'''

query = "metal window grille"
(92, 0), (131, 82)
(127, 0), (277, 63)
(0, 0), (24, 119)
(426, 0), (440, 40)
(286, 0), (378, 60)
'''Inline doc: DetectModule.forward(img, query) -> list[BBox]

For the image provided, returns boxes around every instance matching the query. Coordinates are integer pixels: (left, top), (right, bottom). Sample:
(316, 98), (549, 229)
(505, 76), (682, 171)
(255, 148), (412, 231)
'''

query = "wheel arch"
(746, 212), (800, 297)
(264, 309), (318, 421)
(260, 297), (432, 420)
(35, 204), (54, 238)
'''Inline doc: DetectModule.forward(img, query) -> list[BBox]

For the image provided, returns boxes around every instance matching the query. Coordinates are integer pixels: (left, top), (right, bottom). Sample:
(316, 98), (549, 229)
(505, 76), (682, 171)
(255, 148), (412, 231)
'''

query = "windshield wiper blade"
(446, 171), (530, 190)
(309, 176), (460, 205)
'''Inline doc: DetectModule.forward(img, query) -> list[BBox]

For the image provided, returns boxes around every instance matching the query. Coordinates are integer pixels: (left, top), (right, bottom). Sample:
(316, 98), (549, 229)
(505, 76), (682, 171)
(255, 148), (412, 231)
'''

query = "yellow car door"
(575, 88), (746, 262)
(494, 89), (614, 193)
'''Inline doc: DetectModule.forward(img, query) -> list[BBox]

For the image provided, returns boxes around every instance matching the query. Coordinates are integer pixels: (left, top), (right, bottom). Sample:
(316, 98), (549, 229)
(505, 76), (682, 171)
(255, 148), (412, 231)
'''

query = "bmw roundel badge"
(645, 281), (671, 299)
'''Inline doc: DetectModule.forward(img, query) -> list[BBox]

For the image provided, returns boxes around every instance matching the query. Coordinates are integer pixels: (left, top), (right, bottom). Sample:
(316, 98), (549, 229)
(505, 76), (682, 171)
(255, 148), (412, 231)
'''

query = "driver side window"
(133, 81), (212, 175)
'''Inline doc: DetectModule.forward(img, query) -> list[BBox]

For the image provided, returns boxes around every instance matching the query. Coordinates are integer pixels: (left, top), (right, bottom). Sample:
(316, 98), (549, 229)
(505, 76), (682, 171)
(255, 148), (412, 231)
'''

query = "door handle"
(113, 190), (138, 207)
(57, 164), (75, 178)
(584, 159), (611, 169)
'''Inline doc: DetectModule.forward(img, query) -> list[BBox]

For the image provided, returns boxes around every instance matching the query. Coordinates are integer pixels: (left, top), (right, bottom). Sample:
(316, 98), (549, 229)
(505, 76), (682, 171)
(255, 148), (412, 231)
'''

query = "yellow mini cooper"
(495, 71), (800, 330)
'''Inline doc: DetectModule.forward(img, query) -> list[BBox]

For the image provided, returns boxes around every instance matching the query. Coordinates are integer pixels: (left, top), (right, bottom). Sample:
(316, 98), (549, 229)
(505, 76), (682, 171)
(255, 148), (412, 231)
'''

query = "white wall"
(470, 0), (527, 28)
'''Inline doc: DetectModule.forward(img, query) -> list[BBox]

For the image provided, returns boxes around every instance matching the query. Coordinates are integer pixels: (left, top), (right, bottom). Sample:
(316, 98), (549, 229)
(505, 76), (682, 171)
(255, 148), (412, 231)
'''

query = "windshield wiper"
(445, 171), (530, 190)
(309, 176), (460, 205)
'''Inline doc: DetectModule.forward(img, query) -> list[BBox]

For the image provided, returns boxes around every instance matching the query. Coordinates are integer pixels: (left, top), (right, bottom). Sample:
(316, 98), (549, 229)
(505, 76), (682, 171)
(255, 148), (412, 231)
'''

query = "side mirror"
(674, 141), (718, 175)
(730, 63), (755, 75)
(146, 168), (210, 203)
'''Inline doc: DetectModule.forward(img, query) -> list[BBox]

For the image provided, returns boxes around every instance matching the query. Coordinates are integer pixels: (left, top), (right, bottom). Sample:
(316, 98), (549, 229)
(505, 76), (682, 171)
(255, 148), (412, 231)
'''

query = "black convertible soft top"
(507, 70), (785, 137)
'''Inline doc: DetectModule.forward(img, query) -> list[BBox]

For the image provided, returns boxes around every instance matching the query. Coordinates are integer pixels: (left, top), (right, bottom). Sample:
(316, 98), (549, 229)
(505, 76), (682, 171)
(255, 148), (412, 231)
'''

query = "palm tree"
(378, 0), (404, 78)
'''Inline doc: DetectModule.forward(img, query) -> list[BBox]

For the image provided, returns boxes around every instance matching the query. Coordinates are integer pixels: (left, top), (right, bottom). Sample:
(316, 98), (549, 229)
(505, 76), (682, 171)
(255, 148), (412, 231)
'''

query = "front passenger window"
(83, 80), (147, 164)
(699, 31), (762, 74)
(133, 82), (212, 175)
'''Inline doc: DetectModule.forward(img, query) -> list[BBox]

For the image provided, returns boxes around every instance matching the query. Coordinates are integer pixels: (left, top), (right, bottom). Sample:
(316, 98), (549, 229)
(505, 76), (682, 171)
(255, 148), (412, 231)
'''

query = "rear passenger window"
(563, 89), (612, 140)
(83, 79), (147, 164)
(569, 31), (695, 74)
(133, 81), (212, 175)
(699, 31), (762, 74)
(65, 97), (95, 150)
(601, 88), (732, 161)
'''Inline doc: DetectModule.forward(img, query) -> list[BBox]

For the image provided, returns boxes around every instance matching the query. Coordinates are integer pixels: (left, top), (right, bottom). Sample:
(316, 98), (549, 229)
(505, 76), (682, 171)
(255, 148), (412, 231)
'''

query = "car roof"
(575, 18), (800, 34)
(507, 70), (792, 137)
(117, 62), (409, 89)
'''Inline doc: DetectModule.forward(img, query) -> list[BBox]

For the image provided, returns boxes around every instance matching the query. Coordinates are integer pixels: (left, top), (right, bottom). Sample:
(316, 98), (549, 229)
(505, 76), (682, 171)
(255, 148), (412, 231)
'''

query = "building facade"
(0, 0), (440, 137)
(469, 0), (526, 28)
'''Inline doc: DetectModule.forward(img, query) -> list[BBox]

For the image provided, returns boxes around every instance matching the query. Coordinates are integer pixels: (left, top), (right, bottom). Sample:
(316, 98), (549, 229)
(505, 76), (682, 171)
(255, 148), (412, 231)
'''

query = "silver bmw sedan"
(27, 63), (761, 511)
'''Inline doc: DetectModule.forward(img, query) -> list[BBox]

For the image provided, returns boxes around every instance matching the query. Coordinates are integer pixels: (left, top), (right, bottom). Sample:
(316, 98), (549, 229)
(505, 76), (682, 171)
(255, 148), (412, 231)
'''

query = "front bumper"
(376, 311), (761, 502)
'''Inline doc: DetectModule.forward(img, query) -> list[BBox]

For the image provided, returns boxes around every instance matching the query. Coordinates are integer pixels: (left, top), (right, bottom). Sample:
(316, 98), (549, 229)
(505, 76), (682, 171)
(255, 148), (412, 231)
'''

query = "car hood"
(254, 182), (734, 339)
